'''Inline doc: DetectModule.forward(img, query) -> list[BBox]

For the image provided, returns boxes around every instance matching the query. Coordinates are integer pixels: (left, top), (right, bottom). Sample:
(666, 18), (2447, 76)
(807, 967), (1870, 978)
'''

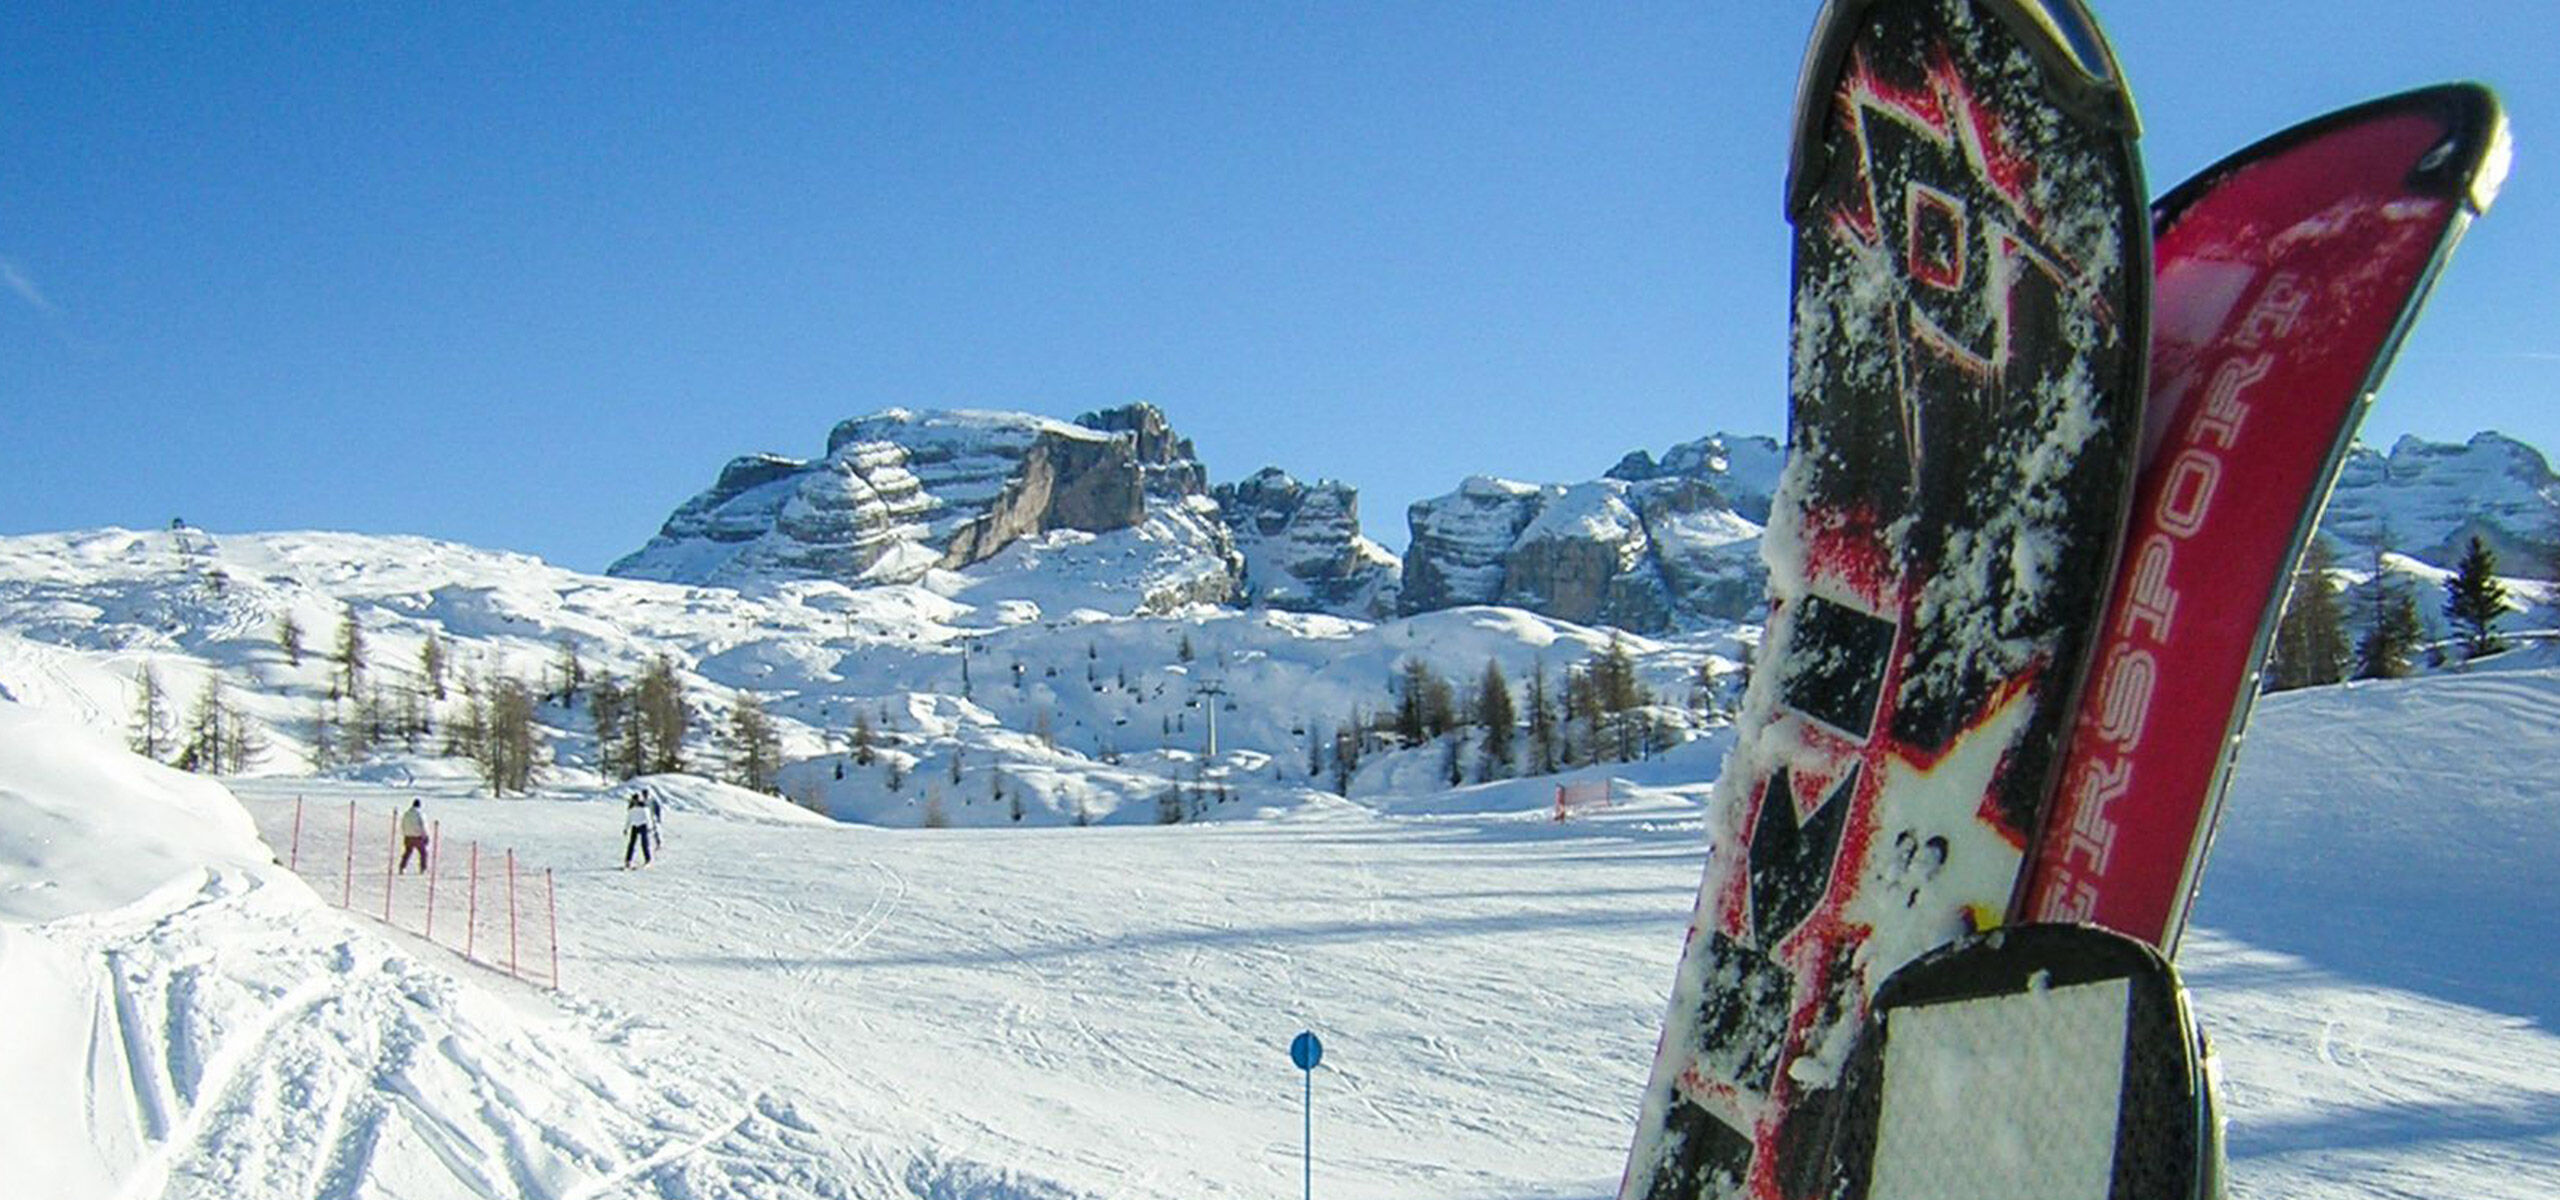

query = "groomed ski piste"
(6, 652), (2557, 1199)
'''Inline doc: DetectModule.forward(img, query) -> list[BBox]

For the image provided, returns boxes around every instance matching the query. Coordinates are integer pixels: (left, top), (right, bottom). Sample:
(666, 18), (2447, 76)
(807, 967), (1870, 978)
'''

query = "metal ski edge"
(1785, 0), (2142, 220)
(2153, 98), (2512, 955)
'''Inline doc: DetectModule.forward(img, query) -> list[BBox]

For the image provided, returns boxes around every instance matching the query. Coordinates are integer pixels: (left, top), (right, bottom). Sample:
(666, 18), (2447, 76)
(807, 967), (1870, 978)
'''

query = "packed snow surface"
(7, 646), (2558, 1197)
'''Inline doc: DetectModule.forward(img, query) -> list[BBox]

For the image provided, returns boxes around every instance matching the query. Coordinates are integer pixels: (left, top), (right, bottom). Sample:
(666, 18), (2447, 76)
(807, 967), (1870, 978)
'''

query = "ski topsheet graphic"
(2017, 84), (2512, 951)
(1623, 3), (2147, 1198)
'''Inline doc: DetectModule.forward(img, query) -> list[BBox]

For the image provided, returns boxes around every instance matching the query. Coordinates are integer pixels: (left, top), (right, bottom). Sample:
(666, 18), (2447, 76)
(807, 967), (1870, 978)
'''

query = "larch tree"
(2266, 537), (2350, 691)
(129, 665), (174, 761)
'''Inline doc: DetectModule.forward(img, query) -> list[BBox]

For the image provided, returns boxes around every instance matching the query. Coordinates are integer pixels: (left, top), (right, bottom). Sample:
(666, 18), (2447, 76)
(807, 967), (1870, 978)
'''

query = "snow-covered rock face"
(610, 404), (1242, 604)
(1212, 468), (1401, 619)
(2317, 433), (2560, 577)
(1398, 434), (1781, 632)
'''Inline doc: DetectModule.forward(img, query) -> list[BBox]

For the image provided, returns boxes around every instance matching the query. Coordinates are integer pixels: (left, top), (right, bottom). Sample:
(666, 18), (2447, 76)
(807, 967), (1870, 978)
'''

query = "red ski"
(2017, 84), (2511, 951)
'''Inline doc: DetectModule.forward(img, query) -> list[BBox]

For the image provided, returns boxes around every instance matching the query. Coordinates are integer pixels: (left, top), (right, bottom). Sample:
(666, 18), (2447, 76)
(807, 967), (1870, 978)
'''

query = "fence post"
(507, 849), (520, 979)
(384, 808), (398, 923)
(466, 842), (480, 962)
(289, 796), (304, 872)
(424, 819), (440, 940)
(342, 800), (356, 908)
(546, 868), (560, 990)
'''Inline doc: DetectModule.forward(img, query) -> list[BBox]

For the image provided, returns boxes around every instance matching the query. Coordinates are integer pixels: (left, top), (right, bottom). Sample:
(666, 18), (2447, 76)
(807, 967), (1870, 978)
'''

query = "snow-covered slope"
(0, 527), (1742, 829)
(14, 657), (2555, 1199)
(0, 702), (863, 1199)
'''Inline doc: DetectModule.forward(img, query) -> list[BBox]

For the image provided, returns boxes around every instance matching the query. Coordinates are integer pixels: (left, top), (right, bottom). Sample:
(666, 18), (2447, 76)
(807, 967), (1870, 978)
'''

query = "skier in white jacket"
(621, 794), (653, 869)
(397, 799), (430, 874)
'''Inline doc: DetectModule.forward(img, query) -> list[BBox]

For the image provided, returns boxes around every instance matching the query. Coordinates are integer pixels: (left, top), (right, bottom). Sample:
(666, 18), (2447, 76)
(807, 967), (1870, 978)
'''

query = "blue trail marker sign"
(1290, 1031), (1323, 1200)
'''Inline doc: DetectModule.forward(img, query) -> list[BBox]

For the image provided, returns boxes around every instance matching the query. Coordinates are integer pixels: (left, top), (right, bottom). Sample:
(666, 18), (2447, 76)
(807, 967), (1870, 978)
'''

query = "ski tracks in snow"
(40, 858), (864, 1200)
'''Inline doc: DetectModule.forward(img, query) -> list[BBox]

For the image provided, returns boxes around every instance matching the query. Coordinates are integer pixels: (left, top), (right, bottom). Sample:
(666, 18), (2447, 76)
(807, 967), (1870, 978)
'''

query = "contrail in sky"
(0, 257), (57, 315)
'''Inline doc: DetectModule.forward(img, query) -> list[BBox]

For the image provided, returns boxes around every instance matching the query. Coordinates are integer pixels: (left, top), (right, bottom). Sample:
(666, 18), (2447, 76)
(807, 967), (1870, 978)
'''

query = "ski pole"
(289, 795), (303, 872)
(466, 842), (479, 962)
(507, 848), (519, 979)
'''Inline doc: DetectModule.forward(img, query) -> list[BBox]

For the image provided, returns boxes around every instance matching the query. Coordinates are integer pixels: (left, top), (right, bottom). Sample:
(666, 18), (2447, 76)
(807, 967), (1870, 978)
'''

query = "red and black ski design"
(2017, 83), (2511, 951)
(1622, 3), (2147, 1198)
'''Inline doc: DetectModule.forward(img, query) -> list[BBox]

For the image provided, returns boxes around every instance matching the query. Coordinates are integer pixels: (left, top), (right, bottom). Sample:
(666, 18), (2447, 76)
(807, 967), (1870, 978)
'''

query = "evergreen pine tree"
(1476, 660), (1515, 781)
(1596, 632), (1645, 713)
(2355, 573), (2423, 680)
(853, 712), (877, 766)
(2443, 536), (2511, 659)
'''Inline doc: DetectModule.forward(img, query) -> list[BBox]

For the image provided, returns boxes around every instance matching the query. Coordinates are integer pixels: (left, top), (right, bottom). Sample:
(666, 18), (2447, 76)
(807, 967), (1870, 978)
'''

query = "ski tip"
(2152, 82), (2513, 231)
(2385, 82), (2511, 216)
(1785, 0), (2141, 221)
(2461, 85), (2514, 215)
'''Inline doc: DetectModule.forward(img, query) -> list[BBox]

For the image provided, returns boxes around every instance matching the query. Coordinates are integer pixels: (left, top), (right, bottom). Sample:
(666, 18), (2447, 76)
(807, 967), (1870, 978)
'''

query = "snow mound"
(0, 702), (270, 923)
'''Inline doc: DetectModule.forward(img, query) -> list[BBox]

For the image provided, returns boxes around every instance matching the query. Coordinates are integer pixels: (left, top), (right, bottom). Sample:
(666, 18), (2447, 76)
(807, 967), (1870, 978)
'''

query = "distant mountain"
(608, 398), (2556, 634)
(608, 404), (1243, 614)
(1212, 469), (1401, 619)
(2317, 432), (2559, 577)
(1397, 434), (1783, 633)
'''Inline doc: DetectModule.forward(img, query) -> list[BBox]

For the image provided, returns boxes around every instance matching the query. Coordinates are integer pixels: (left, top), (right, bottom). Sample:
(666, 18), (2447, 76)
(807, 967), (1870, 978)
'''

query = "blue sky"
(4, 3), (2554, 571)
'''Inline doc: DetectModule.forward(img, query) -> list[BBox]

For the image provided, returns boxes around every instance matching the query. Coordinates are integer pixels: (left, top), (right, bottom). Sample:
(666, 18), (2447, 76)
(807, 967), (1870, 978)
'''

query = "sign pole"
(1290, 1030), (1323, 1200)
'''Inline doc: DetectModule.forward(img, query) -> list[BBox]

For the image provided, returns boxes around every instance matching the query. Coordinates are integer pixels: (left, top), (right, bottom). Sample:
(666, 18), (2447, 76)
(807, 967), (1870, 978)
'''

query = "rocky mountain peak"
(1212, 468), (1400, 619)
(611, 407), (1240, 609)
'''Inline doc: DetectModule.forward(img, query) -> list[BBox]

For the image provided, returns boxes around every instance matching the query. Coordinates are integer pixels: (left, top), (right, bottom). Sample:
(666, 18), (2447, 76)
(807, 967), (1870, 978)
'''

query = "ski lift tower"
(1192, 680), (1227, 759)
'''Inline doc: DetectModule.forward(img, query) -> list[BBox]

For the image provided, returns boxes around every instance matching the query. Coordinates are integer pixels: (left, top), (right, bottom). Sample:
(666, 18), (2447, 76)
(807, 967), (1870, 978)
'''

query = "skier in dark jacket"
(622, 794), (653, 868)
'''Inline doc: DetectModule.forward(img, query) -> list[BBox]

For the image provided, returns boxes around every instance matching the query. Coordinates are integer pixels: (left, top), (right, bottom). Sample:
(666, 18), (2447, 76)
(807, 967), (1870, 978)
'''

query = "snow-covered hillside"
(7, 655), (2556, 1198)
(0, 527), (1745, 829)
